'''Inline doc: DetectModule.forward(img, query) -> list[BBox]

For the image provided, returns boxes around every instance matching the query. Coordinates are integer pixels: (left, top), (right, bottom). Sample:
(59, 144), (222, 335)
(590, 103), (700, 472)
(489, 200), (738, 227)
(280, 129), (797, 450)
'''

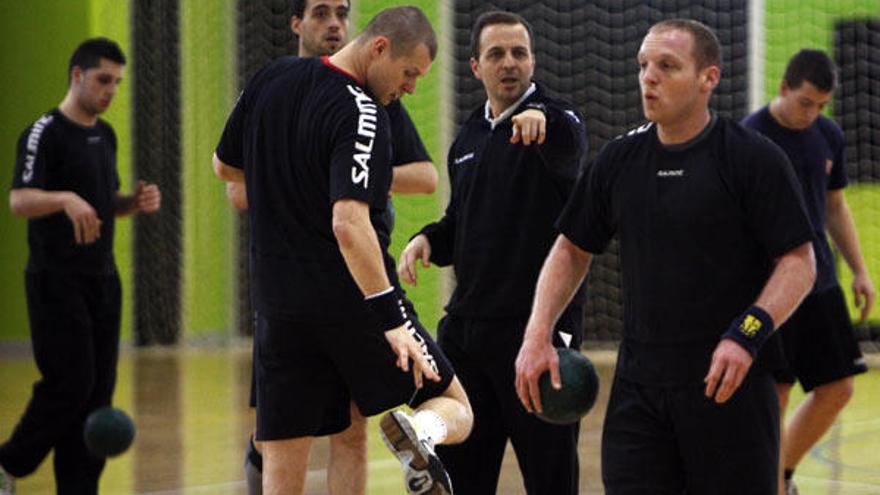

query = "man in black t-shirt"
(398, 11), (588, 495)
(0, 38), (161, 494)
(743, 49), (873, 495)
(213, 7), (472, 495)
(515, 20), (817, 494)
(217, 2), (440, 493)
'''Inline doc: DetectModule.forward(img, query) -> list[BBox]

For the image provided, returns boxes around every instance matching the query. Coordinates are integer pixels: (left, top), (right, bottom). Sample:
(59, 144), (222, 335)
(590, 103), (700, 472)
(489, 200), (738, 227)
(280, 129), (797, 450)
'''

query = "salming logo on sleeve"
(22, 114), (54, 184)
(346, 85), (379, 189)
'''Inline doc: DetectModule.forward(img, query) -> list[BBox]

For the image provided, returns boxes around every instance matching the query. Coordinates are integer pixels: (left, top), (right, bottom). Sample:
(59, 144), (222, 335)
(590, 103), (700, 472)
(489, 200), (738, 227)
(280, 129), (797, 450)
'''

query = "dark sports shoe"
(380, 410), (453, 495)
(784, 478), (800, 495)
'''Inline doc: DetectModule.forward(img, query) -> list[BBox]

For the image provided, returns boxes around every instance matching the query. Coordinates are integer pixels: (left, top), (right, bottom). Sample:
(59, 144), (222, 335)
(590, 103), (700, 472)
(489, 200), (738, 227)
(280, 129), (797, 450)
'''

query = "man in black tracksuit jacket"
(398, 11), (588, 494)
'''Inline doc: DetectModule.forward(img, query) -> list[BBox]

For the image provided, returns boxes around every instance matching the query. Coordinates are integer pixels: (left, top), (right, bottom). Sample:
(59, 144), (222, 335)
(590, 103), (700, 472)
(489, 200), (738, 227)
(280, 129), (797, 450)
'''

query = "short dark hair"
(291, 0), (308, 18)
(291, 0), (350, 19)
(648, 19), (720, 70)
(68, 37), (126, 82)
(360, 6), (437, 60)
(783, 49), (837, 93)
(470, 10), (534, 59)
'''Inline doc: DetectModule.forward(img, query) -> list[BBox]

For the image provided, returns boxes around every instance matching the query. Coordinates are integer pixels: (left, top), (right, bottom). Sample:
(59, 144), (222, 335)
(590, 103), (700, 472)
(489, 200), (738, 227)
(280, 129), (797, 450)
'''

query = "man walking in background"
(1, 38), (161, 495)
(742, 48), (874, 495)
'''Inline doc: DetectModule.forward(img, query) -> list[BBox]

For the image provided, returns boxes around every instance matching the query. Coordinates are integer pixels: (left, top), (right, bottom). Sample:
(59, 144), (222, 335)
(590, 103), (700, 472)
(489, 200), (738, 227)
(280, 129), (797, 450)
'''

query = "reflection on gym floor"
(1, 345), (878, 494)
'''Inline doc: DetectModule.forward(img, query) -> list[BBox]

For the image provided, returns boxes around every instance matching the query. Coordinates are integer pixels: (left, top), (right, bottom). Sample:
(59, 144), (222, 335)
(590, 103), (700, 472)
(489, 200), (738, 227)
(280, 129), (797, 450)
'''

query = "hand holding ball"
(536, 348), (600, 425)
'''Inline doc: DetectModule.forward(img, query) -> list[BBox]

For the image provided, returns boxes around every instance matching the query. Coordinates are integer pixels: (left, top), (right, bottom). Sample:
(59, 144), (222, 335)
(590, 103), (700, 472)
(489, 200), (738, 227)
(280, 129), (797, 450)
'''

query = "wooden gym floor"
(1, 345), (878, 494)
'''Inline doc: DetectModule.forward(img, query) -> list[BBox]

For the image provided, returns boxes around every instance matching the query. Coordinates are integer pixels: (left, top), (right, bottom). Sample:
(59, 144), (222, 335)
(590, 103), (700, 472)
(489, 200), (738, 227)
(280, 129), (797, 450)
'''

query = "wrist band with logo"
(722, 305), (774, 357)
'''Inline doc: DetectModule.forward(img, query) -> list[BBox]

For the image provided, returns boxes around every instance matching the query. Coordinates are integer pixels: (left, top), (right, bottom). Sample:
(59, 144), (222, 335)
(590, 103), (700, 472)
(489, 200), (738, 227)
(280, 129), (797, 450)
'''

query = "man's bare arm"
(391, 161), (437, 194)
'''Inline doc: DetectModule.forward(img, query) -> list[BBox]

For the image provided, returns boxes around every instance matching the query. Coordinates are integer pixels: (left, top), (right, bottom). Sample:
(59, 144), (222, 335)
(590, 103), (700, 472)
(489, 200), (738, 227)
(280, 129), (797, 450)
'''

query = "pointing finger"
(511, 123), (522, 144)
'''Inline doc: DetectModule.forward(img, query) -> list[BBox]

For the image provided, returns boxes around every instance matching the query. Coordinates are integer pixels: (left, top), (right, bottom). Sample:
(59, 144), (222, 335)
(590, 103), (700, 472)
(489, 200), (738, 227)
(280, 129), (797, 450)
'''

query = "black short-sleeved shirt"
(558, 117), (813, 385)
(216, 56), (393, 320)
(11, 109), (120, 274)
(742, 107), (847, 293)
(418, 83), (589, 321)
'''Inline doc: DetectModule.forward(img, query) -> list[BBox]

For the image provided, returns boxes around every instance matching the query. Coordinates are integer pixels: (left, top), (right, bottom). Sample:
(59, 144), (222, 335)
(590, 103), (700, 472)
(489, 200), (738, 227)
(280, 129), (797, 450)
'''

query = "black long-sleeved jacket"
(419, 83), (588, 320)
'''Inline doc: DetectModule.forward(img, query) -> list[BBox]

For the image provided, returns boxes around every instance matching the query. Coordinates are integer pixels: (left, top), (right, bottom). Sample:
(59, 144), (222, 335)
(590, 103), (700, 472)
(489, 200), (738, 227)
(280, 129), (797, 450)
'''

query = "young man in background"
(1, 38), (161, 495)
(742, 48), (874, 495)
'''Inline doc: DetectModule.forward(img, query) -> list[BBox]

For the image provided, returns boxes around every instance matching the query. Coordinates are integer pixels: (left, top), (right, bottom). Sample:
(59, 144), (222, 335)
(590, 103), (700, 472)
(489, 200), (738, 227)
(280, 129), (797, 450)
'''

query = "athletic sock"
(784, 468), (794, 481)
(412, 409), (448, 447)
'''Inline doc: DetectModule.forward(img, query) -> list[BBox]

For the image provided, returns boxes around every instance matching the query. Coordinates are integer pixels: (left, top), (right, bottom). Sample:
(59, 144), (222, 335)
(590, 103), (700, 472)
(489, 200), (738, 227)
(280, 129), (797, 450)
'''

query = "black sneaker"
(380, 411), (453, 495)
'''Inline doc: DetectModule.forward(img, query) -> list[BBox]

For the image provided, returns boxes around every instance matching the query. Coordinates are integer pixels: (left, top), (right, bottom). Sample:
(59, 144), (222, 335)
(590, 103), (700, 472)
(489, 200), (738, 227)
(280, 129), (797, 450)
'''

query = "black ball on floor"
(536, 348), (600, 425)
(83, 407), (135, 458)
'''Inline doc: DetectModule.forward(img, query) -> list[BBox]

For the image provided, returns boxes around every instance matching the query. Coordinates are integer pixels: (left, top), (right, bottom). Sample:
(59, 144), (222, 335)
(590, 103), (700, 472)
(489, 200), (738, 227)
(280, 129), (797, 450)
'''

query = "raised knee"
(460, 402), (474, 438)
(445, 379), (474, 440)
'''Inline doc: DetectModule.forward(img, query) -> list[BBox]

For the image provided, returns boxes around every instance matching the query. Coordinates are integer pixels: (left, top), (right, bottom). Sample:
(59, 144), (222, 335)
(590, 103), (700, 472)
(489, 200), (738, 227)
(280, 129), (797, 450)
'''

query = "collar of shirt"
(657, 112), (718, 152)
(484, 82), (537, 130)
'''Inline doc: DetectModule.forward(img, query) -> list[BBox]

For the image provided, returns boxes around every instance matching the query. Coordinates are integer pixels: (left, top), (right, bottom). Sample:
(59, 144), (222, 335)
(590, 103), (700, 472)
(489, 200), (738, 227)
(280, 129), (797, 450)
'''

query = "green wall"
(181, 0), (236, 339)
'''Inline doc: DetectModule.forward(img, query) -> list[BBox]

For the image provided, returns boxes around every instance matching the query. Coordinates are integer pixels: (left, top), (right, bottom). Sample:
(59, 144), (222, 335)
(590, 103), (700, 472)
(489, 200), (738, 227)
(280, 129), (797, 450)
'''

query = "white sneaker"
(380, 410), (452, 495)
(0, 464), (15, 495)
(784, 478), (799, 495)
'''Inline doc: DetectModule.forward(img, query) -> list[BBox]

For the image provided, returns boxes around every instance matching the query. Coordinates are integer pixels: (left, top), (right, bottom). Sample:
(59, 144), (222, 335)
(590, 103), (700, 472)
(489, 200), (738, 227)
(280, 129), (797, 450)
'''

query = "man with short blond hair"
(516, 19), (817, 494)
(214, 6), (471, 495)
(228, 3), (441, 493)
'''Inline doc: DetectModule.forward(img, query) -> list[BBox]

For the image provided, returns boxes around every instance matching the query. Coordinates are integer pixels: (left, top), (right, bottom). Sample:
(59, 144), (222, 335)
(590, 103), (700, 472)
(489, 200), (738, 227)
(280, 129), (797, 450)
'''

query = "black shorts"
(253, 296), (454, 441)
(774, 285), (868, 391)
(602, 372), (779, 495)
